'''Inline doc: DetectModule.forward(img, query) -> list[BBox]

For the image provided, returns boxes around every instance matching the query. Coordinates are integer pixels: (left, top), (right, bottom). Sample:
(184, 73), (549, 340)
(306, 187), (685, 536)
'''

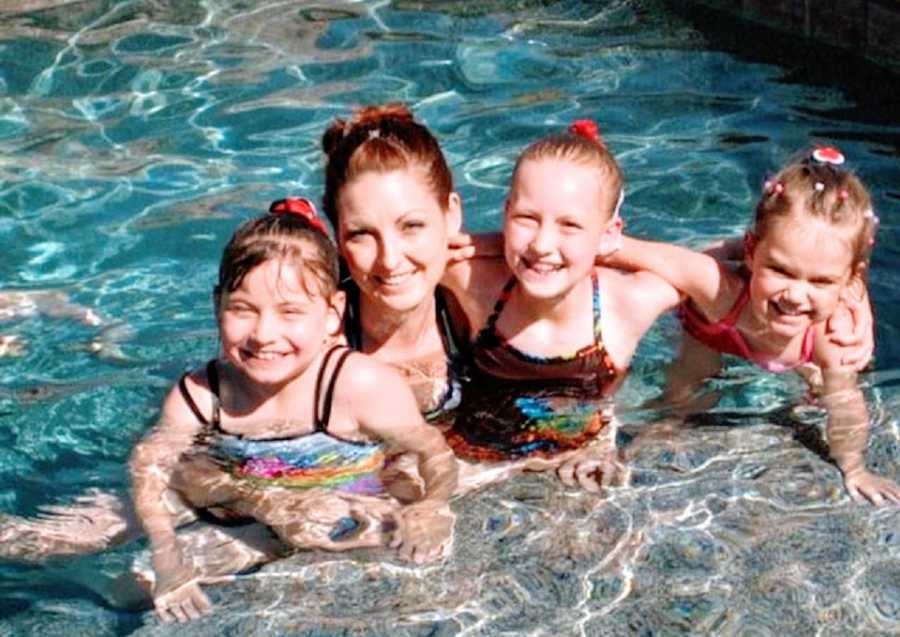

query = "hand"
(843, 469), (900, 506)
(447, 232), (476, 263)
(151, 547), (212, 623)
(390, 502), (455, 564)
(556, 445), (629, 494)
(826, 291), (874, 371)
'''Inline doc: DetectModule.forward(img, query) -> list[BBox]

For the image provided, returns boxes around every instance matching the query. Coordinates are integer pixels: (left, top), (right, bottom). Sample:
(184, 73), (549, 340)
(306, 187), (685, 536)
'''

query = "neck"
(358, 293), (440, 363)
(511, 276), (593, 325)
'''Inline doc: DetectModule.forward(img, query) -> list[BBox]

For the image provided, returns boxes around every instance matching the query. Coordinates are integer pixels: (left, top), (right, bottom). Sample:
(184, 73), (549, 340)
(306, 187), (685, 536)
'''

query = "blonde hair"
(754, 153), (877, 269)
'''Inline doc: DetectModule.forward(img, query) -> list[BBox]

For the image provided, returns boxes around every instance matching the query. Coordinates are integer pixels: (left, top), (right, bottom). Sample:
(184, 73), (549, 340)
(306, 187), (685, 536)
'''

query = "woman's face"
(336, 167), (461, 315)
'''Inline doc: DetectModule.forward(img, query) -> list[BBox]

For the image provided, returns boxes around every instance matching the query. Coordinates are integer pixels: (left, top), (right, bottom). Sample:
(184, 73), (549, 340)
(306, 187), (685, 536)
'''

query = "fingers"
(574, 463), (603, 493)
(556, 459), (577, 488)
(155, 583), (212, 624)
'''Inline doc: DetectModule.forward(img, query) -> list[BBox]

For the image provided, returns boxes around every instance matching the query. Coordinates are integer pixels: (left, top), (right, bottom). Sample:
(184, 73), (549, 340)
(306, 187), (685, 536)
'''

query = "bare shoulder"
(333, 351), (411, 403)
(599, 267), (681, 317)
(158, 364), (214, 426)
(443, 257), (510, 331)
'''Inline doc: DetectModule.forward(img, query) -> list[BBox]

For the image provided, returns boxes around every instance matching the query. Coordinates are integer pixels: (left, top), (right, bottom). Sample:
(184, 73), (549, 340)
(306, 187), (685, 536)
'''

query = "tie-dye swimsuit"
(178, 346), (386, 496)
(447, 272), (619, 462)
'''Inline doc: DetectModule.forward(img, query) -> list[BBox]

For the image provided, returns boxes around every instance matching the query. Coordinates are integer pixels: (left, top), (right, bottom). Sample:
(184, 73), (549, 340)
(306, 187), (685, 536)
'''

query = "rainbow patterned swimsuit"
(179, 348), (386, 496)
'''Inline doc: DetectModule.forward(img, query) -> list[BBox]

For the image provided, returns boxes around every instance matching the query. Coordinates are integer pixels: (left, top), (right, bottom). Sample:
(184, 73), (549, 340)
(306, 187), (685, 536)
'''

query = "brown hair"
(214, 212), (339, 313)
(754, 154), (876, 268)
(322, 103), (454, 227)
(510, 122), (624, 219)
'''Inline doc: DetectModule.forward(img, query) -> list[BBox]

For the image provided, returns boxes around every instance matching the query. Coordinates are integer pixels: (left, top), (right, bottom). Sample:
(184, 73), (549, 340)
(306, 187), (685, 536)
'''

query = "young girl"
(605, 146), (899, 506)
(441, 120), (680, 489)
(129, 198), (458, 623)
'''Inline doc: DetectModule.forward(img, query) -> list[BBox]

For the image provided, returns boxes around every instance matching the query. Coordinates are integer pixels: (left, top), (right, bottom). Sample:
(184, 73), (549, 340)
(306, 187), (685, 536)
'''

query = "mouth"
(241, 349), (290, 362)
(373, 271), (415, 289)
(771, 299), (811, 320)
(520, 257), (564, 276)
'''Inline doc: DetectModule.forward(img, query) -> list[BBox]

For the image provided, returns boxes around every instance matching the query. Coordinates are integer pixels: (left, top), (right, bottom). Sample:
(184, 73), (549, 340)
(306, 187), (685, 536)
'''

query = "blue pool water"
(1, 1), (898, 634)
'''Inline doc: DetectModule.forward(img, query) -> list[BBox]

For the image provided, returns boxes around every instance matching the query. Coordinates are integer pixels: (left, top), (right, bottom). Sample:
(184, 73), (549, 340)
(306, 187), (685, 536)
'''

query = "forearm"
(821, 372), (870, 475)
(129, 428), (188, 553)
(416, 447), (457, 506)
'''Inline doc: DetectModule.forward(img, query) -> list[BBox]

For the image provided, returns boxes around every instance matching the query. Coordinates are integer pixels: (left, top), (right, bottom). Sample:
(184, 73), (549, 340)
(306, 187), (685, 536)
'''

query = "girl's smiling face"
(218, 252), (344, 387)
(503, 157), (621, 302)
(747, 215), (855, 338)
(336, 167), (461, 315)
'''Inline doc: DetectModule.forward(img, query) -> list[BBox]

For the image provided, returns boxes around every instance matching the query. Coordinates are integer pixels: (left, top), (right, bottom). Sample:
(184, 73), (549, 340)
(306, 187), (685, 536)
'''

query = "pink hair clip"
(838, 189), (849, 200)
(765, 180), (785, 196)
(812, 145), (845, 166)
(569, 119), (602, 143)
(269, 197), (329, 236)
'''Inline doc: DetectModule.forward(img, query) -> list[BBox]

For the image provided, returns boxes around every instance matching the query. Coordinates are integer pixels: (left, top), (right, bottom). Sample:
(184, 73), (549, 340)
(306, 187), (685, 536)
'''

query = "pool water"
(1, 0), (898, 634)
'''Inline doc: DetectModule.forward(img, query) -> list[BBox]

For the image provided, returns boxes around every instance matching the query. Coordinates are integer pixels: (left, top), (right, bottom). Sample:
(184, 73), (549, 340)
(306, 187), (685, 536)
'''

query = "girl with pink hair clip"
(606, 146), (898, 505)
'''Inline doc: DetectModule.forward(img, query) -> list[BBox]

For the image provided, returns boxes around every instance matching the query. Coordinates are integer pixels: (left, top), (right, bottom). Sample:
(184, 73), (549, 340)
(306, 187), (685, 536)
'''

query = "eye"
(402, 219), (426, 232)
(511, 213), (539, 226)
(343, 228), (372, 242)
(281, 305), (308, 317)
(560, 219), (583, 231)
(225, 302), (255, 316)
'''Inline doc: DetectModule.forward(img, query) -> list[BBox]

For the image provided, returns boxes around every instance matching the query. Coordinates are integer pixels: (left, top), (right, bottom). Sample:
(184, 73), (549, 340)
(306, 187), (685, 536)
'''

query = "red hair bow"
(269, 197), (329, 236)
(812, 146), (845, 166)
(569, 119), (601, 143)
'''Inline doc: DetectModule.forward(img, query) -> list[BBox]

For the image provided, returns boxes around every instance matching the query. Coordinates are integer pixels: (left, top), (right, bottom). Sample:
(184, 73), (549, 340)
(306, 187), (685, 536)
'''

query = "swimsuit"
(343, 282), (466, 419)
(678, 283), (815, 373)
(178, 346), (386, 496)
(446, 272), (618, 462)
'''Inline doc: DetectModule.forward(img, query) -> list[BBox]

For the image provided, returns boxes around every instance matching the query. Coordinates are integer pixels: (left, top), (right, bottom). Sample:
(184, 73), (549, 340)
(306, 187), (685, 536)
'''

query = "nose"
(250, 310), (278, 344)
(528, 222), (556, 255)
(376, 234), (402, 271)
(782, 280), (809, 305)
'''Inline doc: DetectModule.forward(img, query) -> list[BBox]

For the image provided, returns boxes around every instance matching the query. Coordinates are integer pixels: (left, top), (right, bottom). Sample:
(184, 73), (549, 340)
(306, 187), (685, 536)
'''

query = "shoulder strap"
(313, 346), (353, 433)
(590, 269), (604, 345)
(176, 360), (221, 427)
(475, 276), (517, 346)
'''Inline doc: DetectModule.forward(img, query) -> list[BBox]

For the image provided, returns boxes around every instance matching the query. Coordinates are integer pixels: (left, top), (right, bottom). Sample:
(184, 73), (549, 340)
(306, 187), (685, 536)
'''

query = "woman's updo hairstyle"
(322, 103), (454, 229)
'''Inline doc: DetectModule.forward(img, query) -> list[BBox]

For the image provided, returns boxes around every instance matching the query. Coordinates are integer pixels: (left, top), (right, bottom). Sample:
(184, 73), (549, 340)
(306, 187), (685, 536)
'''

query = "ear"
(596, 215), (624, 258)
(445, 191), (463, 236)
(743, 232), (756, 267)
(326, 289), (346, 338)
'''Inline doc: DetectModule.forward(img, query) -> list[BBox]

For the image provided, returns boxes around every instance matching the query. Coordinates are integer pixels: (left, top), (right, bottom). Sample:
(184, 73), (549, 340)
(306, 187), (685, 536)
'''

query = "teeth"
(378, 272), (413, 285)
(251, 351), (283, 360)
(526, 261), (561, 274)
(774, 300), (806, 316)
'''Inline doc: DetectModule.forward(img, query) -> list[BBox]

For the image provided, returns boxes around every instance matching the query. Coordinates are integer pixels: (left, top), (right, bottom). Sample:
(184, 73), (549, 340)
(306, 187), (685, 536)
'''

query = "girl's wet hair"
(754, 149), (877, 269)
(511, 119), (624, 219)
(322, 103), (454, 228)
(214, 205), (340, 312)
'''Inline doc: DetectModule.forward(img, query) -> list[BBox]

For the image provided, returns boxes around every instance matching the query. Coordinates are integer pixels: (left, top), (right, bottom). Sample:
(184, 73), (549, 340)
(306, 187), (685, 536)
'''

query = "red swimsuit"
(678, 283), (815, 373)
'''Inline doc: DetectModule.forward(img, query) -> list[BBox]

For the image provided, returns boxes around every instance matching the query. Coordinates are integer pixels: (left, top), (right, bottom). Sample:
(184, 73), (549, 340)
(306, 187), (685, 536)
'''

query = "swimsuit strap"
(435, 286), (463, 359)
(176, 360), (221, 427)
(720, 283), (751, 328)
(475, 276), (517, 347)
(313, 345), (353, 433)
(590, 270), (603, 346)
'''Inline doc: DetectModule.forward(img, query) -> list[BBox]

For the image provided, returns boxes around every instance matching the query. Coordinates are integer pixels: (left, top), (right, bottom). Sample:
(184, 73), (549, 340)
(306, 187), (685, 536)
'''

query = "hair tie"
(814, 182), (825, 192)
(368, 128), (380, 140)
(811, 145), (845, 166)
(838, 189), (849, 201)
(569, 119), (601, 143)
(269, 197), (330, 237)
(764, 180), (785, 196)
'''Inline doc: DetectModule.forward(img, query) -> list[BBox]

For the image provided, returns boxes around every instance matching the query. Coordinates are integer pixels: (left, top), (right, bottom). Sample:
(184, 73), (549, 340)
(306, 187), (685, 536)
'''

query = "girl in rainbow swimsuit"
(129, 198), (457, 623)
